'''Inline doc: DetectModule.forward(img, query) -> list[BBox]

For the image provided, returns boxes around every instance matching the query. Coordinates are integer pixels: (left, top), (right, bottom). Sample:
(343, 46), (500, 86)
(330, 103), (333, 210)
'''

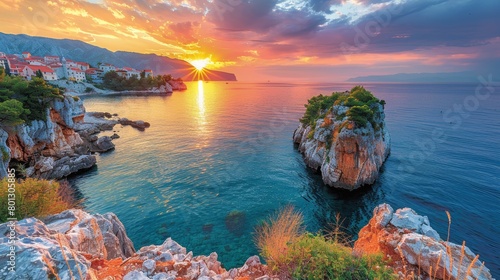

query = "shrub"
(307, 129), (315, 140)
(1, 147), (9, 161)
(0, 75), (63, 124)
(84, 87), (93, 93)
(347, 105), (374, 127)
(0, 99), (30, 126)
(325, 132), (333, 150)
(0, 179), (78, 222)
(290, 234), (396, 280)
(300, 86), (385, 130)
(255, 207), (396, 279)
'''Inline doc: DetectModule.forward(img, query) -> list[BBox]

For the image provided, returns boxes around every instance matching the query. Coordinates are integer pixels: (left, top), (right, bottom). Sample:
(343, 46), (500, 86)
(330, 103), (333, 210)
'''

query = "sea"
(70, 81), (499, 275)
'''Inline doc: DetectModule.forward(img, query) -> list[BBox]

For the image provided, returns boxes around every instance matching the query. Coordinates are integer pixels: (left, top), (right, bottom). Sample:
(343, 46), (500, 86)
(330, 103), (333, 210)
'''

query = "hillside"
(0, 32), (237, 81)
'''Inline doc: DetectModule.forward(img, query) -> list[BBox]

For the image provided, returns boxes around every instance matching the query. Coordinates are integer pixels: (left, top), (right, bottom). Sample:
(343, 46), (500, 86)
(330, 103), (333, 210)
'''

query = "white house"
(23, 65), (58, 81)
(85, 68), (103, 81)
(25, 58), (46, 66)
(76, 62), (90, 71)
(143, 69), (153, 78)
(44, 56), (60, 64)
(123, 67), (140, 79)
(64, 59), (79, 69)
(0, 54), (9, 70)
(99, 63), (116, 73)
(9, 64), (25, 76)
(67, 67), (86, 82)
(51, 64), (65, 80)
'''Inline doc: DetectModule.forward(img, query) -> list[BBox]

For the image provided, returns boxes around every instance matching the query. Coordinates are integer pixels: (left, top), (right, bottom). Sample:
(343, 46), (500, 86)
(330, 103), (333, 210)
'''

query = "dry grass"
(398, 211), (488, 280)
(0, 178), (80, 222)
(57, 234), (75, 280)
(324, 212), (350, 246)
(254, 205), (304, 271)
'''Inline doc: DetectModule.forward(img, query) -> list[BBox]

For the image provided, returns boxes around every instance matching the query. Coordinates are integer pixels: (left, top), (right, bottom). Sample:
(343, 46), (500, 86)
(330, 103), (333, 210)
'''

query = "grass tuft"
(0, 178), (79, 222)
(255, 206), (396, 279)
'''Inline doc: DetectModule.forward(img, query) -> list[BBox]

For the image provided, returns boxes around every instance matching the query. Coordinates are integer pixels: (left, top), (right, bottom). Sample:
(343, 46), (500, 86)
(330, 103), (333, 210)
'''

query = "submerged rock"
(119, 118), (151, 131)
(294, 87), (390, 190)
(354, 204), (493, 280)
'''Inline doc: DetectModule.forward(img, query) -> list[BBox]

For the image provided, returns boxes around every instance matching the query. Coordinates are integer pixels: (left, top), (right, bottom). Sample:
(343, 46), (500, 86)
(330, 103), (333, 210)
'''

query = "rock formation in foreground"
(293, 86), (390, 190)
(0, 209), (269, 280)
(354, 204), (493, 280)
(0, 205), (493, 280)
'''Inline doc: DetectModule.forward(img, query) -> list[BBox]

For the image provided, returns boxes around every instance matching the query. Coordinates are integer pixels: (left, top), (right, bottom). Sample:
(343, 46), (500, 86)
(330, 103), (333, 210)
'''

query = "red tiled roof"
(69, 67), (83, 72)
(143, 69), (153, 72)
(11, 62), (29, 67)
(86, 68), (102, 72)
(76, 62), (89, 66)
(22, 52), (30, 54)
(27, 65), (54, 73)
(45, 56), (59, 58)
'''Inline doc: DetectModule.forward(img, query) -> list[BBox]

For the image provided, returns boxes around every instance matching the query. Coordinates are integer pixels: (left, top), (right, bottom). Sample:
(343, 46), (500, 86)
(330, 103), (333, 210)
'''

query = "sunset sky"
(0, 0), (499, 81)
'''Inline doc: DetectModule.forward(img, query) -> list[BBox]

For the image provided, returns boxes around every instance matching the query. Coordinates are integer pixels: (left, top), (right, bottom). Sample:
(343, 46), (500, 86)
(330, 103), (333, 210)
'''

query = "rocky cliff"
(0, 95), (97, 179)
(354, 204), (493, 280)
(0, 205), (493, 280)
(293, 87), (390, 190)
(0, 94), (154, 179)
(0, 209), (269, 280)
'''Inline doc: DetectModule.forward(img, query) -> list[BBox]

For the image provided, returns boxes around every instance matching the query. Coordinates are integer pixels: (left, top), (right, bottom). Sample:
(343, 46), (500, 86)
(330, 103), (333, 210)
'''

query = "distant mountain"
(0, 32), (236, 81)
(347, 71), (480, 83)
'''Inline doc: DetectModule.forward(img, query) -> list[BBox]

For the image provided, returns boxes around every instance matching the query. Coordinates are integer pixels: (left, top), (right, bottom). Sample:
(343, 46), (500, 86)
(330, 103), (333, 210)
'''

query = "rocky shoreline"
(49, 80), (187, 97)
(0, 204), (492, 280)
(0, 94), (151, 180)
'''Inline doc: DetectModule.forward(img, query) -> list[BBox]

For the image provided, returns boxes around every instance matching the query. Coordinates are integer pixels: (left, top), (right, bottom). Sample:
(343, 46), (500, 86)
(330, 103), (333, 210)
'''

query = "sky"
(0, 0), (499, 82)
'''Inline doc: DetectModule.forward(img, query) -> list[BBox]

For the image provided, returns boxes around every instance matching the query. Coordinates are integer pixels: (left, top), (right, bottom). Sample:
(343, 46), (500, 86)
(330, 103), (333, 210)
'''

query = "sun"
(190, 59), (209, 71)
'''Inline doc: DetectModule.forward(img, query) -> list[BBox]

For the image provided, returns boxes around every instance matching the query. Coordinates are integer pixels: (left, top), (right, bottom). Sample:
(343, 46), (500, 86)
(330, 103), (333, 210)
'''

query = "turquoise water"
(71, 82), (499, 275)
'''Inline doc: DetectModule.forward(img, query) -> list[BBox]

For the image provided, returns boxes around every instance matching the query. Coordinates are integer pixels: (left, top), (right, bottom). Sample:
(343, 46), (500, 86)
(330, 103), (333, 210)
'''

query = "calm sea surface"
(72, 82), (499, 275)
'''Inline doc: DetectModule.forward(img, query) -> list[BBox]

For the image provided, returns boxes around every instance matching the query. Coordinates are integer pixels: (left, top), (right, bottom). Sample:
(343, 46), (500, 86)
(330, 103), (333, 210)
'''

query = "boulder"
(93, 136), (115, 152)
(354, 204), (493, 280)
(44, 209), (135, 260)
(0, 218), (91, 280)
(119, 118), (151, 131)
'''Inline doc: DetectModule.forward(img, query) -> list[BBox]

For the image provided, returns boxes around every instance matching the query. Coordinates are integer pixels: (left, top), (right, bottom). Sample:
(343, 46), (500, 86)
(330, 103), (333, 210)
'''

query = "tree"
(0, 99), (30, 126)
(36, 69), (43, 78)
(0, 67), (5, 81)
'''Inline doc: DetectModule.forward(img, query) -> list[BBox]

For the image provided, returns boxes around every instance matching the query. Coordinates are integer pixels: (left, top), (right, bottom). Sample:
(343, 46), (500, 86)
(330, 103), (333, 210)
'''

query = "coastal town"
(0, 51), (153, 83)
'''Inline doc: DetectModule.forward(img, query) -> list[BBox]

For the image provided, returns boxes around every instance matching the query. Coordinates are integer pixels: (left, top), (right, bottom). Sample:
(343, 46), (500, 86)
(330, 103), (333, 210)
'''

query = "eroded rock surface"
(293, 91), (390, 190)
(354, 204), (493, 280)
(0, 210), (270, 280)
